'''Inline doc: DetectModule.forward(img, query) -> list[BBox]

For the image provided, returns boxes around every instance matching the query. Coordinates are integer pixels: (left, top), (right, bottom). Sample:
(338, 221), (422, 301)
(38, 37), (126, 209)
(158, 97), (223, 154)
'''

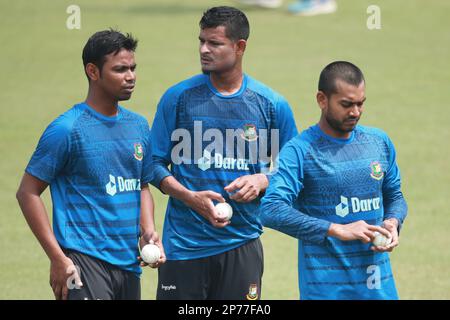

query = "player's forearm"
(16, 192), (66, 263)
(327, 223), (344, 238)
(383, 195), (408, 230)
(260, 199), (331, 244)
(140, 185), (156, 235)
(159, 175), (194, 205)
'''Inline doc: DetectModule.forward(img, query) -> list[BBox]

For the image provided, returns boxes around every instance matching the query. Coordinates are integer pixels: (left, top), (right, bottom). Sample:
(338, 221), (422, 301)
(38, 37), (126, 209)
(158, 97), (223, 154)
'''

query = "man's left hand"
(371, 218), (399, 253)
(224, 174), (269, 203)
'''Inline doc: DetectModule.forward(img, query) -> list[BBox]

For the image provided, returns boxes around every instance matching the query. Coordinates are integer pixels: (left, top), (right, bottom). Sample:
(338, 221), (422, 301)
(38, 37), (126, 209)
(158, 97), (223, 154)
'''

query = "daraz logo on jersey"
(170, 121), (280, 171)
(197, 150), (250, 172)
(335, 195), (381, 217)
(105, 174), (141, 196)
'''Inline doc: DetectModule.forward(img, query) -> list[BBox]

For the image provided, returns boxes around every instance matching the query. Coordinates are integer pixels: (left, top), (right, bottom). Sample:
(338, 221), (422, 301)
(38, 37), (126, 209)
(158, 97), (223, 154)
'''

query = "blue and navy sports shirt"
(150, 74), (298, 260)
(26, 103), (153, 275)
(261, 124), (407, 299)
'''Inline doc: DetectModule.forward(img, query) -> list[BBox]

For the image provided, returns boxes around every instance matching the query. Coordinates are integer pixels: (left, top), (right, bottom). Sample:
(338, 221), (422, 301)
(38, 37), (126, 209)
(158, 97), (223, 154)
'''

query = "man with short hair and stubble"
(150, 6), (298, 300)
(261, 61), (408, 299)
(16, 29), (165, 300)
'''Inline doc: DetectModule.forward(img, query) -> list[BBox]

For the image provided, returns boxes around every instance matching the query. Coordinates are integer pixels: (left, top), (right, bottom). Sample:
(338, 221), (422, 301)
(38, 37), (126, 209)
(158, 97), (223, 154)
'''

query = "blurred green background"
(1, 0), (449, 299)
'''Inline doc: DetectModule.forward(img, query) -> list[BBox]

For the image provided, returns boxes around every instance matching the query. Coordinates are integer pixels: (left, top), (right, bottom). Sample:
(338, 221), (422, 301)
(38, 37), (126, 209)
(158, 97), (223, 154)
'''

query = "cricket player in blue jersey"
(261, 61), (408, 300)
(16, 30), (165, 300)
(150, 6), (298, 299)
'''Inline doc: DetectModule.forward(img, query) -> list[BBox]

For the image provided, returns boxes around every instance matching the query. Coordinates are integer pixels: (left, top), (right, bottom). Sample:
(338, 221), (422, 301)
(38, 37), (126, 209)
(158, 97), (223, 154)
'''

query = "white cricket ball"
(215, 202), (233, 221)
(372, 231), (392, 247)
(140, 244), (161, 264)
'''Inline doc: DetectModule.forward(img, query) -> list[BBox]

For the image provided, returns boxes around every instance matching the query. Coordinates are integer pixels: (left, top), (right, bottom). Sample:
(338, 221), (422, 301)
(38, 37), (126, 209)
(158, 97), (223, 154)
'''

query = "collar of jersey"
(81, 102), (123, 122)
(205, 73), (248, 98)
(314, 124), (356, 144)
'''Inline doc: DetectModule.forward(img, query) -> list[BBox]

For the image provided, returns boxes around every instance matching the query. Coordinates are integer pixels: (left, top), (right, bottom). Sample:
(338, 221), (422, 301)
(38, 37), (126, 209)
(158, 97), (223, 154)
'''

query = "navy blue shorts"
(63, 248), (140, 300)
(156, 238), (263, 300)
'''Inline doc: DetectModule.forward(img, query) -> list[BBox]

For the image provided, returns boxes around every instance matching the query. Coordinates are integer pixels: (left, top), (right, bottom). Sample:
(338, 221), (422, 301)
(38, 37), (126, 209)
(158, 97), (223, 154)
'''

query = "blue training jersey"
(261, 124), (407, 299)
(26, 102), (153, 275)
(150, 73), (298, 260)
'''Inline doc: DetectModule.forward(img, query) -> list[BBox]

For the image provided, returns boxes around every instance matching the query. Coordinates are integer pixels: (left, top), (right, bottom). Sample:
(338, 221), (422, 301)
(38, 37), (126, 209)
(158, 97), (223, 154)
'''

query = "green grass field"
(1, 0), (449, 299)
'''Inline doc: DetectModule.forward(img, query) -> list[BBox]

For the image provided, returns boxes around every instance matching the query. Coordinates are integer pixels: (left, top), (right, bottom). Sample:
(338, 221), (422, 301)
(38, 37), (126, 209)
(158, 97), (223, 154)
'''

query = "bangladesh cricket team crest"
(370, 161), (384, 180)
(133, 143), (143, 161)
(241, 124), (258, 142)
(246, 284), (258, 300)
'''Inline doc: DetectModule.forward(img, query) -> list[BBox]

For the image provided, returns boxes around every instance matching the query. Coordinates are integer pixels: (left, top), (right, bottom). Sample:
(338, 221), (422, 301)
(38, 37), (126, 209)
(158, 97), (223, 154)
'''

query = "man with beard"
(261, 61), (408, 299)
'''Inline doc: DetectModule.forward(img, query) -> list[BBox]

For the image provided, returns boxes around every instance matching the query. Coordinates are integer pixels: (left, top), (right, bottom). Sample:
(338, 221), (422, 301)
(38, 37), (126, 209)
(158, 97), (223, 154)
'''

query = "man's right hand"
(328, 220), (392, 244)
(184, 191), (230, 228)
(49, 256), (82, 300)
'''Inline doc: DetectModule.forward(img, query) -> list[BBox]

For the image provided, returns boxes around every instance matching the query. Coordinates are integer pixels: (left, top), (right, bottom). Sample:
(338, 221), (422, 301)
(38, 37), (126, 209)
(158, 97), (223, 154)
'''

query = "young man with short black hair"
(16, 29), (165, 300)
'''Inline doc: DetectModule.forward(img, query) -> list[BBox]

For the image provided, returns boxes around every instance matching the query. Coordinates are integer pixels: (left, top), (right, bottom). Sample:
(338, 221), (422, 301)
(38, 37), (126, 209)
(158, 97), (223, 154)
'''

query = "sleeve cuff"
(384, 213), (404, 233)
(312, 220), (332, 245)
(25, 167), (52, 184)
(150, 166), (172, 193)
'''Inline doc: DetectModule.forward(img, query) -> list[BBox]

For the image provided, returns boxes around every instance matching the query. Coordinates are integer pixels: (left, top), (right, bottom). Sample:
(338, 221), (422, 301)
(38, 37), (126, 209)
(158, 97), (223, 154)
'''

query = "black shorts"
(63, 248), (140, 300)
(156, 238), (264, 300)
